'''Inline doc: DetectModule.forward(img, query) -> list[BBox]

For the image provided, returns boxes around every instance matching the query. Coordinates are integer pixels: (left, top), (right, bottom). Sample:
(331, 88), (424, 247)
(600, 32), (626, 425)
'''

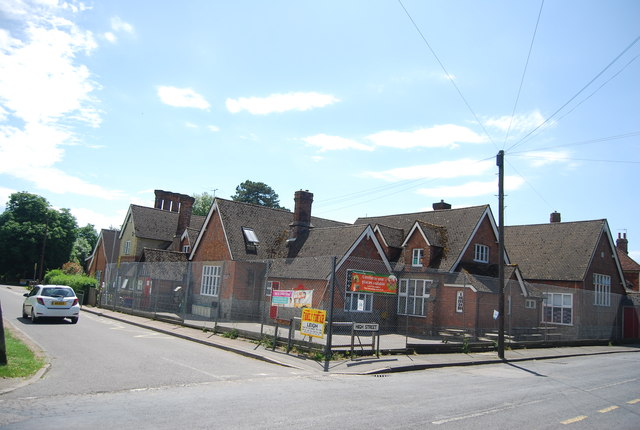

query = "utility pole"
(37, 216), (49, 282)
(497, 150), (506, 360)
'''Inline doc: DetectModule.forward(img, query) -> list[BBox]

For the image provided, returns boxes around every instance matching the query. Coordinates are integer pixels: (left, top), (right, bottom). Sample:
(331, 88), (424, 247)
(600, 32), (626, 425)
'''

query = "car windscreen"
(41, 287), (75, 298)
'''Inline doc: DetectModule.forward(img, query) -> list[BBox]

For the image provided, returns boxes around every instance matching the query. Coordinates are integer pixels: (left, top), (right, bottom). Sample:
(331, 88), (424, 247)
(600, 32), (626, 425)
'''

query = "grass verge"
(0, 327), (45, 378)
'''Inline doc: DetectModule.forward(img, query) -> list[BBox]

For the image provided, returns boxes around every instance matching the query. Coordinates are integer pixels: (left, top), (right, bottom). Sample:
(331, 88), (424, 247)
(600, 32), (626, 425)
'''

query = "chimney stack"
(289, 190), (313, 243)
(176, 194), (195, 236)
(432, 200), (452, 211)
(617, 232), (628, 254)
(550, 211), (561, 223)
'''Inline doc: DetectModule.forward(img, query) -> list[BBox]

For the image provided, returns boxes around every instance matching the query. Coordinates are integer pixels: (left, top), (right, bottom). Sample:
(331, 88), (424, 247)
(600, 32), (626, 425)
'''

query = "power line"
(506, 34), (640, 153)
(397, 0), (497, 150)
(510, 53), (640, 150)
(509, 130), (640, 154)
(503, 0), (545, 149)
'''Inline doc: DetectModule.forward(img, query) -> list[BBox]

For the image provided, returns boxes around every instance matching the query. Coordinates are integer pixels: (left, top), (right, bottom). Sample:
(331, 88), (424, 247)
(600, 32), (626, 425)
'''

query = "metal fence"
(99, 256), (632, 354)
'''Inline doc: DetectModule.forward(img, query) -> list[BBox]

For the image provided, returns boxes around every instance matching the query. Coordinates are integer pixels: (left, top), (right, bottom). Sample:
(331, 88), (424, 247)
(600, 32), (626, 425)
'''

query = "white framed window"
(182, 245), (190, 253)
(543, 293), (573, 325)
(124, 240), (131, 255)
(474, 244), (489, 263)
(593, 273), (611, 306)
(345, 292), (372, 312)
(412, 249), (424, 267)
(525, 299), (536, 309)
(398, 279), (432, 316)
(201, 265), (221, 296)
(266, 280), (279, 297)
(456, 291), (464, 313)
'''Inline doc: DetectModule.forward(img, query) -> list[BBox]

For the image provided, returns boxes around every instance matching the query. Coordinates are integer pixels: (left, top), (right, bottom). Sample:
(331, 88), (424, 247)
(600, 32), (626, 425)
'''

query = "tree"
(192, 192), (215, 216)
(71, 224), (98, 269)
(231, 180), (287, 210)
(0, 192), (78, 282)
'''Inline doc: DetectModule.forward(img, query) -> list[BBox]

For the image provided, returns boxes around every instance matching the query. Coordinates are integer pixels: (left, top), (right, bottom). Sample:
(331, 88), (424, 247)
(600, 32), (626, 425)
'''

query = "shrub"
(62, 262), (84, 275)
(43, 269), (97, 297)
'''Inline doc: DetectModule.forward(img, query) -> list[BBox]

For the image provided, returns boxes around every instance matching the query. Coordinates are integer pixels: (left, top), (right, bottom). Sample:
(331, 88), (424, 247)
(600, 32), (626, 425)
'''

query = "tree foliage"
(0, 192), (78, 282)
(192, 192), (214, 216)
(70, 224), (97, 269)
(231, 180), (287, 210)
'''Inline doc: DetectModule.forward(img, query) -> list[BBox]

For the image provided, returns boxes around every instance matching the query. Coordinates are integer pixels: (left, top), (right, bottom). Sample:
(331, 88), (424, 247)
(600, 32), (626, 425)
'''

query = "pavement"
(2, 305), (639, 395)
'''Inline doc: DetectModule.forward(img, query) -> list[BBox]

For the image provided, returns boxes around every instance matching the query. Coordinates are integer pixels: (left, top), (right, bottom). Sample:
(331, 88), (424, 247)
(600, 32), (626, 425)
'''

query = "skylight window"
(242, 227), (259, 244)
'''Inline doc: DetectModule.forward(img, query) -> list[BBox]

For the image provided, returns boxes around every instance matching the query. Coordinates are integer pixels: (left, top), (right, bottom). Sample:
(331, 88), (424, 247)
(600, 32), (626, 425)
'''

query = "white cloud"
(104, 16), (134, 44)
(0, 186), (16, 208)
(484, 110), (548, 134)
(207, 125), (220, 132)
(70, 207), (127, 231)
(111, 16), (134, 34)
(416, 175), (525, 198)
(185, 122), (198, 128)
(302, 134), (373, 152)
(518, 150), (573, 167)
(103, 31), (117, 43)
(366, 124), (486, 149)
(226, 92), (339, 115)
(362, 158), (494, 181)
(0, 3), (129, 200)
(157, 86), (210, 109)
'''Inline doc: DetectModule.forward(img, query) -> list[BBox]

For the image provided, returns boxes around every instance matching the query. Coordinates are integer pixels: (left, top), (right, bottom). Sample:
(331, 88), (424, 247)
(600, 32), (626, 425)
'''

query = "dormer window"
(474, 244), (489, 263)
(242, 227), (259, 254)
(412, 248), (424, 267)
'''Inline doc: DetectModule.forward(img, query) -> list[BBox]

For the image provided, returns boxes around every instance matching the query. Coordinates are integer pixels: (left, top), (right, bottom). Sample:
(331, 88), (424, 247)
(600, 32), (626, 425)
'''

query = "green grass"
(0, 328), (45, 378)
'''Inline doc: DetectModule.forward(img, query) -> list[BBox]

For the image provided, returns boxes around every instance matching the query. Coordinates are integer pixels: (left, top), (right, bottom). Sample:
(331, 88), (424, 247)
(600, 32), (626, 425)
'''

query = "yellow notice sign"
(300, 308), (327, 338)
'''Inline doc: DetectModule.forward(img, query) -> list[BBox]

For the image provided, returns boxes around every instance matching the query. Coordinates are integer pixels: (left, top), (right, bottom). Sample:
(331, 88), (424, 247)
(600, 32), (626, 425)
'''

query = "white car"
(23, 285), (80, 324)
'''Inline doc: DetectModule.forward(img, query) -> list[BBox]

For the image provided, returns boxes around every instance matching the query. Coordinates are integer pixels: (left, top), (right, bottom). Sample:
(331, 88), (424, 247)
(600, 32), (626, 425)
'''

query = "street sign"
(353, 323), (379, 331)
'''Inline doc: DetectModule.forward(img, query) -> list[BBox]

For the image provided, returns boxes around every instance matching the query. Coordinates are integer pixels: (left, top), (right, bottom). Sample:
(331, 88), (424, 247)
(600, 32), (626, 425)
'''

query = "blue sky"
(1, 0), (639, 259)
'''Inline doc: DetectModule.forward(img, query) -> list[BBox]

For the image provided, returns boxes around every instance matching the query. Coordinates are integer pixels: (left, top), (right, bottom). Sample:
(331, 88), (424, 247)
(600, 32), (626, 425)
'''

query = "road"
(1, 285), (639, 429)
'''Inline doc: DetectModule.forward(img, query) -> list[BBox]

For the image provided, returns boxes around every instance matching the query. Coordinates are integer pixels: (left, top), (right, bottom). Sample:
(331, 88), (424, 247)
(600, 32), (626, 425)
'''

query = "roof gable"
(356, 205), (492, 271)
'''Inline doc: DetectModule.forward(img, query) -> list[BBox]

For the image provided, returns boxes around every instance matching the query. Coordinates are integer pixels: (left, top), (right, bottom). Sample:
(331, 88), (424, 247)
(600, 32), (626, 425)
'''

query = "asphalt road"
(1, 285), (639, 429)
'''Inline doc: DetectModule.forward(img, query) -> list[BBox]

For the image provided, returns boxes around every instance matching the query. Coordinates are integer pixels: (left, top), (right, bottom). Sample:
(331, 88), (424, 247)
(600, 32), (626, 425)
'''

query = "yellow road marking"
(598, 406), (619, 413)
(561, 416), (588, 425)
(627, 399), (640, 405)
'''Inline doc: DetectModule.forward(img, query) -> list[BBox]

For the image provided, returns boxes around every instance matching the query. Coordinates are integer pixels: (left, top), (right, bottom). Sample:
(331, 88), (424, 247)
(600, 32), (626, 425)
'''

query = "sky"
(1, 0), (639, 260)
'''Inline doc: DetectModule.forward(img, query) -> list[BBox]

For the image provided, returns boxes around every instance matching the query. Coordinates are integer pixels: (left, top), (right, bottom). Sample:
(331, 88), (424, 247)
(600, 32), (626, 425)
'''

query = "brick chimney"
(176, 194), (195, 236)
(617, 232), (628, 254)
(433, 200), (452, 211)
(289, 190), (313, 244)
(154, 189), (181, 212)
(550, 211), (561, 223)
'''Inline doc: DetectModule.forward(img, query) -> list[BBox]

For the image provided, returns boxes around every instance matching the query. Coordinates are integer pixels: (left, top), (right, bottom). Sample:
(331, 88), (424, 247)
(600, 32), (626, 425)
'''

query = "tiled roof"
(140, 248), (188, 281)
(268, 225), (382, 280)
(130, 205), (205, 242)
(355, 205), (490, 271)
(444, 266), (521, 294)
(375, 224), (405, 248)
(617, 248), (640, 272)
(504, 220), (607, 282)
(215, 198), (347, 261)
(101, 229), (120, 263)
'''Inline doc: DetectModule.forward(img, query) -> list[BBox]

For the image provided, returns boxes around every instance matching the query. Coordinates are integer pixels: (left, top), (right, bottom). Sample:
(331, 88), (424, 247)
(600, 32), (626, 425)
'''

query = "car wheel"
(30, 309), (38, 323)
(70, 317), (78, 324)
(22, 306), (28, 319)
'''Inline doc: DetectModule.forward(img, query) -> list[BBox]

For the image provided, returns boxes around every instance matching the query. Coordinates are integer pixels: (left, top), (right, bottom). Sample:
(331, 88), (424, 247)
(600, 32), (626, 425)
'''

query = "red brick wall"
(191, 210), (232, 261)
(459, 215), (499, 266)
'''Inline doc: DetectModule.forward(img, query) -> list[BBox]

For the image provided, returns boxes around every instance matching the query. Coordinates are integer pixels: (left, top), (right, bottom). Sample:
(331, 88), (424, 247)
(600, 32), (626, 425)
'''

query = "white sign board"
(353, 323), (379, 331)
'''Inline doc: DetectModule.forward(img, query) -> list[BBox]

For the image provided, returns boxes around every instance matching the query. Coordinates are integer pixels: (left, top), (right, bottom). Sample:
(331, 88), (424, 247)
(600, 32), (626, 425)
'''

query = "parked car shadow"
(16, 316), (76, 325)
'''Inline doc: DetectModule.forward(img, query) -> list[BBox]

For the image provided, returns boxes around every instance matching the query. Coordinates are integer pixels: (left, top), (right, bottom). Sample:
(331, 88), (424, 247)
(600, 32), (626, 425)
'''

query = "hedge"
(43, 270), (98, 296)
